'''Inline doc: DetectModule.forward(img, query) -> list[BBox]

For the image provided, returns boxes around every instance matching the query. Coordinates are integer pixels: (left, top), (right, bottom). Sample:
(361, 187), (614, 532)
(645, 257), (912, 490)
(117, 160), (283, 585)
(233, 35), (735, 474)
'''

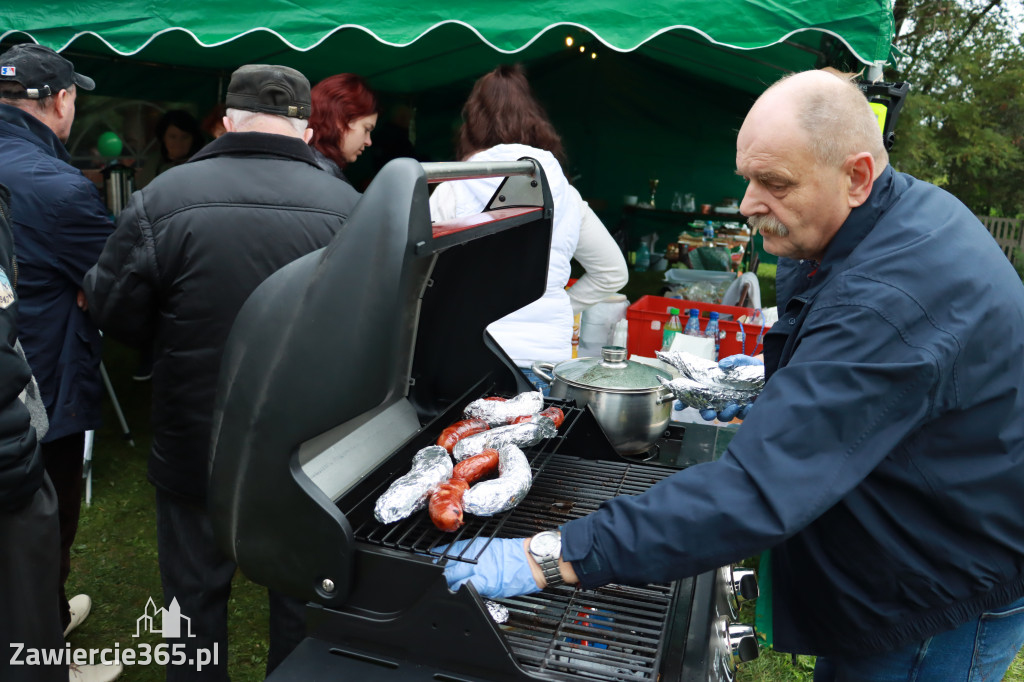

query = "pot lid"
(555, 346), (670, 390)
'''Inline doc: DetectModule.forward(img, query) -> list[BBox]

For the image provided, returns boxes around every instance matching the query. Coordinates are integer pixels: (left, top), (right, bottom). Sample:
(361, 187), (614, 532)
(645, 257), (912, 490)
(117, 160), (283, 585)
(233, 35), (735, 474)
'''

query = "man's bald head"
(753, 70), (888, 171)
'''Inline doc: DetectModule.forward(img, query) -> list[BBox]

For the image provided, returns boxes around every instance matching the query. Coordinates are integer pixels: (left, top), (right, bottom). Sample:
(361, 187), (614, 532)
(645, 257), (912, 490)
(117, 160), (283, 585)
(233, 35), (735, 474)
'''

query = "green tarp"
(2, 1), (895, 93)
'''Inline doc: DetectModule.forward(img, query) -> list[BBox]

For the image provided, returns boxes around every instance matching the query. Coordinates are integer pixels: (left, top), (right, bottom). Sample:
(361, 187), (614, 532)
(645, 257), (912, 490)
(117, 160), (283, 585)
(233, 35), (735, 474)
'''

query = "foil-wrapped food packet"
(655, 350), (765, 412)
(463, 391), (545, 426)
(452, 418), (557, 462)
(374, 445), (453, 524)
(485, 600), (509, 624)
(463, 444), (532, 516)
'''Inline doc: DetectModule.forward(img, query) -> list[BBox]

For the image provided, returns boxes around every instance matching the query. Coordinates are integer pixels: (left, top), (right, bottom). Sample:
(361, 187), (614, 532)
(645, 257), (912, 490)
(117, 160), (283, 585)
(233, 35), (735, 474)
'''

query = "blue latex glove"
(699, 354), (763, 422)
(440, 538), (541, 599)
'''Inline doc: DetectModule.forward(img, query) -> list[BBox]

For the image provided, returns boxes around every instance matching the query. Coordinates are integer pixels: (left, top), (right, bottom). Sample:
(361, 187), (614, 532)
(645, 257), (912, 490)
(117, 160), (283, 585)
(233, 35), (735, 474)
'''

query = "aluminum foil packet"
(451, 418), (557, 462)
(463, 444), (532, 516)
(485, 600), (510, 624)
(655, 350), (765, 411)
(463, 391), (545, 426)
(374, 445), (453, 524)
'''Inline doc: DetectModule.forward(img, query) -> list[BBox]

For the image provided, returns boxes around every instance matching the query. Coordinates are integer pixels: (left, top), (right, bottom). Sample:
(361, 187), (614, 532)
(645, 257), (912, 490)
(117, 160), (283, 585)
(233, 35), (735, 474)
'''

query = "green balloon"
(97, 131), (123, 157)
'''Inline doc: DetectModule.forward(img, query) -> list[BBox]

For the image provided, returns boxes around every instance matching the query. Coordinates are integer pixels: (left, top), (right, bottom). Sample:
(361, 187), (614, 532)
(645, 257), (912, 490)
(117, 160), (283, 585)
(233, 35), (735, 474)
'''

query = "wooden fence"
(977, 216), (1023, 266)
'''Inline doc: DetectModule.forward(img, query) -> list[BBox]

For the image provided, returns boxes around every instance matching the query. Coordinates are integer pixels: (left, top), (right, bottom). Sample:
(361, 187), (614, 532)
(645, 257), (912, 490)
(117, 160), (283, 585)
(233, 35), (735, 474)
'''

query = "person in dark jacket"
(0, 43), (112, 640)
(441, 70), (1024, 681)
(83, 64), (361, 680)
(0, 185), (121, 682)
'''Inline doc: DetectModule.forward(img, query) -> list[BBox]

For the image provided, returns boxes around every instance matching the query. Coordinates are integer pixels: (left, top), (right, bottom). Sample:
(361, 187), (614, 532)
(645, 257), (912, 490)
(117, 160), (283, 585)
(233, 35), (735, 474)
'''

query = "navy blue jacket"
(562, 166), (1024, 656)
(0, 104), (111, 441)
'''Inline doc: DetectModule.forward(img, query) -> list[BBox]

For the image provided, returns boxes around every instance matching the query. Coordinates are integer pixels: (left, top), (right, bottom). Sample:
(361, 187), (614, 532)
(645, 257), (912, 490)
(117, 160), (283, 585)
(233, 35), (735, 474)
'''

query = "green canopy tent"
(1, 1), (896, 240)
(1, 1), (895, 94)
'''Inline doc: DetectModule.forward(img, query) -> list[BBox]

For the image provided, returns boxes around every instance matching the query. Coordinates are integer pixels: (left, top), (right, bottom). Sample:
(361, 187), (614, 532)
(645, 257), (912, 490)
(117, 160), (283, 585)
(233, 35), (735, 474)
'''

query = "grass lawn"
(67, 339), (1024, 681)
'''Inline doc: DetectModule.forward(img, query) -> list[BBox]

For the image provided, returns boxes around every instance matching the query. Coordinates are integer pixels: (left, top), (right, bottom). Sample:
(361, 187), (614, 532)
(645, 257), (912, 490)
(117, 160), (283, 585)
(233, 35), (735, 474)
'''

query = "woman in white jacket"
(429, 65), (626, 389)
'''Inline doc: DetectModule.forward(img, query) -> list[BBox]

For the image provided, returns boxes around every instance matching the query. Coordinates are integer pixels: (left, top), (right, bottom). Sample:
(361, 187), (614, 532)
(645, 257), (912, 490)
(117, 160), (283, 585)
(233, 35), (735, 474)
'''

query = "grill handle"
(421, 160), (538, 184)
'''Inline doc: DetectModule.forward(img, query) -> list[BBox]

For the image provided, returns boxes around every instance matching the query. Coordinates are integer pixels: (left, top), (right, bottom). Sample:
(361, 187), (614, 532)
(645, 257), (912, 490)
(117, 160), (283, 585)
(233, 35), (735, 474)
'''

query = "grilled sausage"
(452, 448), (500, 484)
(510, 406), (565, 428)
(429, 479), (470, 532)
(437, 418), (490, 453)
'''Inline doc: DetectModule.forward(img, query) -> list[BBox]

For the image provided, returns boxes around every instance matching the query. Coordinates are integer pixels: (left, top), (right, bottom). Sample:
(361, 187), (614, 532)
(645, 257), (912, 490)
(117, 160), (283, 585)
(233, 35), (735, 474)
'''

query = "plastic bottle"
(683, 308), (701, 336)
(703, 220), (715, 242)
(662, 307), (683, 351)
(635, 241), (650, 272)
(705, 311), (721, 359)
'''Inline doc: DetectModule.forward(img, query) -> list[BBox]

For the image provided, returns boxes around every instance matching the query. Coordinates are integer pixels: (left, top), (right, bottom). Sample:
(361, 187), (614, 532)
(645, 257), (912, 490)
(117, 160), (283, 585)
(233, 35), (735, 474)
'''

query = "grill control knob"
(728, 623), (759, 664)
(732, 569), (759, 600)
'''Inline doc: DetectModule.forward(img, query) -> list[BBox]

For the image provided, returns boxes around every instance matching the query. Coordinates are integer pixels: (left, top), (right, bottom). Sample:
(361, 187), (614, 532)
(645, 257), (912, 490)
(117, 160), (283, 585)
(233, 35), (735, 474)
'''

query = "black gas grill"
(207, 158), (756, 682)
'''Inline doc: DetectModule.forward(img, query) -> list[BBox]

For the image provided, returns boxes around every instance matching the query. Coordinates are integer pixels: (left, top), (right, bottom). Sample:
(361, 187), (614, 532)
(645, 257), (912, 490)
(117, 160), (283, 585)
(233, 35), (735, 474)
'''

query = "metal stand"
(83, 360), (135, 506)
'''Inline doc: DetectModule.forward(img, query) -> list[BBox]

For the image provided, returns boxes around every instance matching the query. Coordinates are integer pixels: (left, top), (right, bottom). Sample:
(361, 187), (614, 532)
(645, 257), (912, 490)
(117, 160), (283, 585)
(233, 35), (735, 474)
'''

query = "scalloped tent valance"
(1, 0), (895, 94)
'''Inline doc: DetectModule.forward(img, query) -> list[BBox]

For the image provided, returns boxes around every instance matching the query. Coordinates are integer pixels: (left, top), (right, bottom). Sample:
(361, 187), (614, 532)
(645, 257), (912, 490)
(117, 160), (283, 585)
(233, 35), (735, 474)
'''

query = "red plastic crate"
(626, 295), (765, 359)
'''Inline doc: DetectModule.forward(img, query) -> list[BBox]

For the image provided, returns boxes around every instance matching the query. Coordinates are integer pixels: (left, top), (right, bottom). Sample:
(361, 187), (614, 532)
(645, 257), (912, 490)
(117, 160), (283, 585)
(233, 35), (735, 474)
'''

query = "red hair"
(309, 73), (378, 167)
(456, 64), (565, 167)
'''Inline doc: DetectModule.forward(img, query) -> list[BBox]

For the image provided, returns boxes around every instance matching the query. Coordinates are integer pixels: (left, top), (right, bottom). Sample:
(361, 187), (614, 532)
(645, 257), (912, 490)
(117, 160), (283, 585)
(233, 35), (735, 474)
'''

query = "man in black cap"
(0, 42), (113, 657)
(84, 64), (361, 680)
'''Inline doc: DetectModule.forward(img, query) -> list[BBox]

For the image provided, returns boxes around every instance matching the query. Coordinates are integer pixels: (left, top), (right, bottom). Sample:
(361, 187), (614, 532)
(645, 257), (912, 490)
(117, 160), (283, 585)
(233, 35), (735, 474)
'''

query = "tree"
(887, 0), (1024, 216)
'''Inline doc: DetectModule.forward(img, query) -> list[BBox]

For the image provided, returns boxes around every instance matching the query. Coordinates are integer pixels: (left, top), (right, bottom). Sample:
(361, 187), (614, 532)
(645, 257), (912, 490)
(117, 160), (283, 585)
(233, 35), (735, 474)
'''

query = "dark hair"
(309, 73), (378, 168)
(155, 109), (203, 161)
(456, 64), (564, 166)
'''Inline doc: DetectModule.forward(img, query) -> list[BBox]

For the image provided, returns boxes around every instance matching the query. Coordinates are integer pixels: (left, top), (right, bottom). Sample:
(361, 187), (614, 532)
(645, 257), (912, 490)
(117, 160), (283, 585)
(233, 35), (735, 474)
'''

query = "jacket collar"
(189, 131), (320, 169)
(0, 102), (70, 162)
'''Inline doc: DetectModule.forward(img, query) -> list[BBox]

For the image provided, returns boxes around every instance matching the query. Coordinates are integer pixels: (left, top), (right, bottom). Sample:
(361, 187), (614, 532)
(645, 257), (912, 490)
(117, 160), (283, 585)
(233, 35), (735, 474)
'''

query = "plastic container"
(683, 308), (701, 336)
(661, 307), (683, 351)
(705, 311), (721, 359)
(578, 294), (629, 358)
(626, 295), (763, 359)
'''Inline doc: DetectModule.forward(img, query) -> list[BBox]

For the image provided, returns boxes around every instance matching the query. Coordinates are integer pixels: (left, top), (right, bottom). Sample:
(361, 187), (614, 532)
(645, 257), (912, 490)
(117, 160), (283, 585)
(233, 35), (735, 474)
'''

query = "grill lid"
(207, 157), (556, 606)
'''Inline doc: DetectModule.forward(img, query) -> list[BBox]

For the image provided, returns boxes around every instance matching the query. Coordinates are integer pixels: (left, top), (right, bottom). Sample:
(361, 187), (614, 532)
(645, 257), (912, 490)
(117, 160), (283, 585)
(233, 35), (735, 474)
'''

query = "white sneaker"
(64, 594), (92, 637)
(69, 662), (123, 681)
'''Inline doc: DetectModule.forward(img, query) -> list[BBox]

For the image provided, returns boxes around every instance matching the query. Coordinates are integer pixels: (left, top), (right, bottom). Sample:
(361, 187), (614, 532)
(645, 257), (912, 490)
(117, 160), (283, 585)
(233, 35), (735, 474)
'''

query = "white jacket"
(429, 144), (580, 365)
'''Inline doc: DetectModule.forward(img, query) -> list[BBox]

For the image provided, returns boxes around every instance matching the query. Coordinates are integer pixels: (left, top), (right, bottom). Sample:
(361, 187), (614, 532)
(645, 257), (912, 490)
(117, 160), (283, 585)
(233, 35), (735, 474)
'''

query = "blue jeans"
(813, 595), (1024, 681)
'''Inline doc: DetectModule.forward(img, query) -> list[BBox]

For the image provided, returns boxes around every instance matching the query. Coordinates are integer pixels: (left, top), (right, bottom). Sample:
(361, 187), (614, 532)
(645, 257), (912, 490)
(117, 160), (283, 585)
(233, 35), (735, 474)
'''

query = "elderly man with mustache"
(440, 69), (1024, 682)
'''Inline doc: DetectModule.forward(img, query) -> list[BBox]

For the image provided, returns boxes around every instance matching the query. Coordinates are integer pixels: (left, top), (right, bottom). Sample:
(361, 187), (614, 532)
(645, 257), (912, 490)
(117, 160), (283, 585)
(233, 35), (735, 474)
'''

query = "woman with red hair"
(309, 73), (378, 184)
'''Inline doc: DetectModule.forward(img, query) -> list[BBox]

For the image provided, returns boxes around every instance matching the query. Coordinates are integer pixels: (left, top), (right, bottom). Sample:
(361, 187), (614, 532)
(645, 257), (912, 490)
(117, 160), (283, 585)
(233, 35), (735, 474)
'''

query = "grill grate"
(499, 582), (676, 681)
(342, 403), (681, 680)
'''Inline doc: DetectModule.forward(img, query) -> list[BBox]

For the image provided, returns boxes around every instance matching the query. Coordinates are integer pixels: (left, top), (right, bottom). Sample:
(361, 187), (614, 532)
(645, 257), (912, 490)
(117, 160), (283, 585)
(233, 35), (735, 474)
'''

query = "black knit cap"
(0, 43), (95, 99)
(225, 64), (311, 120)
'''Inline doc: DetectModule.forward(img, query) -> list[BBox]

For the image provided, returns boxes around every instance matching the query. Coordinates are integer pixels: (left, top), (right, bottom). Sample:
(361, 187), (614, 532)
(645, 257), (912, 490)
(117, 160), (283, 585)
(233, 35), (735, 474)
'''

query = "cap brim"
(73, 72), (95, 91)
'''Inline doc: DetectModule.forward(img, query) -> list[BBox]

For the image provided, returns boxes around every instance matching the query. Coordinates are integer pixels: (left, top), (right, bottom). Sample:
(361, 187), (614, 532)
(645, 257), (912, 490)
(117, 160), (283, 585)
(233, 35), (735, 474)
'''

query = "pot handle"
(656, 387), (677, 405)
(531, 361), (555, 384)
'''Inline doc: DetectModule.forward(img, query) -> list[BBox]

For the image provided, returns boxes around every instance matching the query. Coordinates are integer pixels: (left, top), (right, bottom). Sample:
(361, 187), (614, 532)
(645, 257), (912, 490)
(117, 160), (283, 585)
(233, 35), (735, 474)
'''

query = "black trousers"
(155, 488), (306, 681)
(0, 475), (67, 681)
(41, 432), (85, 631)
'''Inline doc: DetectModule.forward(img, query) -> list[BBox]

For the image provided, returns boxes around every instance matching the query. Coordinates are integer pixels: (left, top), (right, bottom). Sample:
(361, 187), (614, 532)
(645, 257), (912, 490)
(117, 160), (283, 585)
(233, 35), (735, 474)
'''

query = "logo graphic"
(134, 597), (195, 638)
(1, 66), (15, 77)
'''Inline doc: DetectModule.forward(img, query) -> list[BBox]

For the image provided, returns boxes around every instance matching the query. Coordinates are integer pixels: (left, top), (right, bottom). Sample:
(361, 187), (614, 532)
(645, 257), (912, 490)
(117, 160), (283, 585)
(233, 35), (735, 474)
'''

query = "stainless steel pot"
(532, 346), (675, 456)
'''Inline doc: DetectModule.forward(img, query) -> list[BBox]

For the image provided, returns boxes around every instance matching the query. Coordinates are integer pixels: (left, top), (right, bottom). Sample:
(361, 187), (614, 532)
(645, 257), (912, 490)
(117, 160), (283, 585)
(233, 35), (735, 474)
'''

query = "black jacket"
(0, 184), (43, 512)
(83, 132), (361, 502)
